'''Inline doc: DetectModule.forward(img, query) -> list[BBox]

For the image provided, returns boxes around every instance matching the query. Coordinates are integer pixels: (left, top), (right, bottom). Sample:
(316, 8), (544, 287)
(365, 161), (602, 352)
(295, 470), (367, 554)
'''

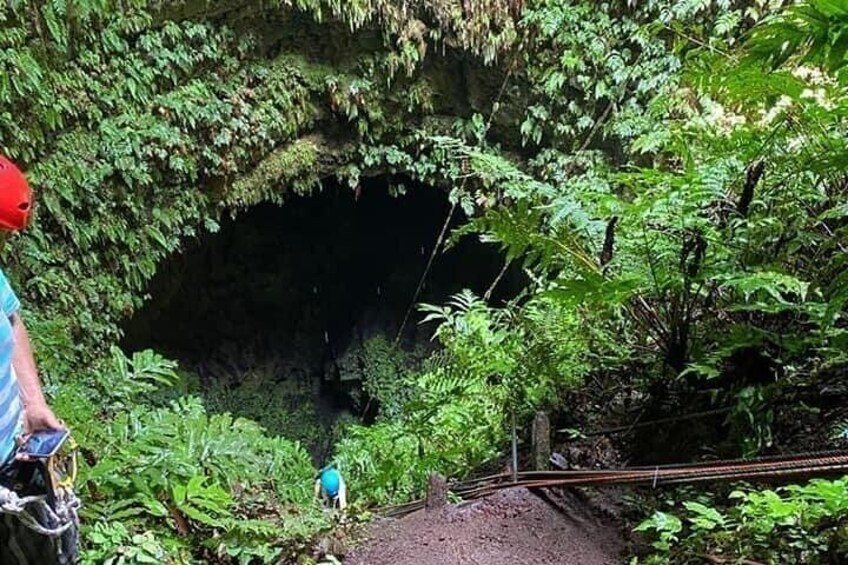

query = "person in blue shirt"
(0, 156), (62, 464)
(314, 463), (347, 511)
(0, 156), (68, 564)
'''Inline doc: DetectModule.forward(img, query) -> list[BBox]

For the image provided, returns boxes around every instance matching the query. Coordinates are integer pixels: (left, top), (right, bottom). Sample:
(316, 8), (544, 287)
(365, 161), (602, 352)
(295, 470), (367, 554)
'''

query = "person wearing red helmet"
(0, 156), (75, 565)
(0, 156), (62, 465)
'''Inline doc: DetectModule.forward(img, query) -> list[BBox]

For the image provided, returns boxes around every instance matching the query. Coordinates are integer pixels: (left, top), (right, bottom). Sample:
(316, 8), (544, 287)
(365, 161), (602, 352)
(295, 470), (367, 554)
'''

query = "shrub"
(635, 479), (848, 564)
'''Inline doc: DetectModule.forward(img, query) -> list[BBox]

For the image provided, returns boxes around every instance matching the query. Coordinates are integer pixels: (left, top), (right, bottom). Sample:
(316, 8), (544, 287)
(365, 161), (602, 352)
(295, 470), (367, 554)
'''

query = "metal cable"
(376, 450), (848, 517)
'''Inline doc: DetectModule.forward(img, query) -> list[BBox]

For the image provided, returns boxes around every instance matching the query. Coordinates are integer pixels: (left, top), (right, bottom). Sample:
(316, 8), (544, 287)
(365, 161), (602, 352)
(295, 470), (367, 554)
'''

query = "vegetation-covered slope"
(3, 0), (848, 563)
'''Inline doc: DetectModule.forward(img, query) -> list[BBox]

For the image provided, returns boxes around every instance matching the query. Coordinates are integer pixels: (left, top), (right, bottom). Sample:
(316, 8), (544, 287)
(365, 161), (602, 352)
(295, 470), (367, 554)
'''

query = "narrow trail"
(339, 448), (848, 563)
(345, 487), (623, 565)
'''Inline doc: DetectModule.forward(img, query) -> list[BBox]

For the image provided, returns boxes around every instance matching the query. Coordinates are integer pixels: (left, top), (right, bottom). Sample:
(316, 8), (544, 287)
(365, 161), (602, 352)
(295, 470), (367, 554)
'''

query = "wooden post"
(511, 407), (518, 483)
(532, 411), (551, 471)
(425, 473), (448, 511)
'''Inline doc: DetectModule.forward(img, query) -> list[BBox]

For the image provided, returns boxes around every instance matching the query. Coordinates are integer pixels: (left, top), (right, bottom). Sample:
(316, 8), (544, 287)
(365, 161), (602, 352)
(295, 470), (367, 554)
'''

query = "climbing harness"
(0, 488), (78, 537)
(0, 435), (80, 564)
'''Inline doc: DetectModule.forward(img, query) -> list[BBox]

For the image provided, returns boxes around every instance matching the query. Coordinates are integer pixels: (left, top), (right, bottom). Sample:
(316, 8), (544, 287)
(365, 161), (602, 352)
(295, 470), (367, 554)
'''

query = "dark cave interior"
(121, 176), (523, 456)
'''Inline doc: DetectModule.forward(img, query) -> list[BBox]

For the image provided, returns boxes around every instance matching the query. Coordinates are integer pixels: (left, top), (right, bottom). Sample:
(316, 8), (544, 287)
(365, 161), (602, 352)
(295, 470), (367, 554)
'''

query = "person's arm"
(314, 478), (322, 500)
(337, 478), (347, 510)
(11, 314), (61, 432)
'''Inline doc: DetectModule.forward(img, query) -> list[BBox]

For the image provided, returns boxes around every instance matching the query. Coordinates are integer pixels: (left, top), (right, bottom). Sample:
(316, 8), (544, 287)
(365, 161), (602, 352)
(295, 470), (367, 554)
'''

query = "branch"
(579, 101), (615, 151)
(701, 554), (765, 565)
(600, 216), (618, 268)
(738, 159), (765, 218)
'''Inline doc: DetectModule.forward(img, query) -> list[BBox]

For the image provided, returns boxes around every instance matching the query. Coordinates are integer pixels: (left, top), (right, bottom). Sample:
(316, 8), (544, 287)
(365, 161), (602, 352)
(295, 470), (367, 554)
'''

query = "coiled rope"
(0, 486), (79, 537)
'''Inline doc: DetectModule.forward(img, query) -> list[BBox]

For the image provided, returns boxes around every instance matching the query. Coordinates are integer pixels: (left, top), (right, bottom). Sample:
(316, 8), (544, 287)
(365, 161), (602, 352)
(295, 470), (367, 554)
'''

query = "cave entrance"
(122, 176), (520, 460)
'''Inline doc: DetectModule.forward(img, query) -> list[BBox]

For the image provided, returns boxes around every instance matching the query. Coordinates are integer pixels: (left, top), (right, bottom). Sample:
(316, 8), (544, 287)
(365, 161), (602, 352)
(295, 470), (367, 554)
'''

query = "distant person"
(315, 463), (347, 511)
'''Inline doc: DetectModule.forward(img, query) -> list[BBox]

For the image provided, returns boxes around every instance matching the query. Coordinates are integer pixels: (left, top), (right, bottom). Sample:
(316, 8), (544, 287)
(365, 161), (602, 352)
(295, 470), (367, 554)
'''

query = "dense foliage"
(2, 0), (848, 563)
(636, 478), (848, 563)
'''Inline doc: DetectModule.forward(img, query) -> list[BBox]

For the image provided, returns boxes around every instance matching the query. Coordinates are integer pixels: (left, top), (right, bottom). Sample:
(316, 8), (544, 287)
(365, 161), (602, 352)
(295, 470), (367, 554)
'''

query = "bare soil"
(344, 487), (625, 565)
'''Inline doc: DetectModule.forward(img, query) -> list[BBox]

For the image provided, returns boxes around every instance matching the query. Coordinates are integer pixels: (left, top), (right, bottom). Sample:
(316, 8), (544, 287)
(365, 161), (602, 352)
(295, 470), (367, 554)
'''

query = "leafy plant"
(80, 395), (324, 562)
(635, 478), (848, 564)
(635, 511), (683, 553)
(201, 358), (326, 453)
(83, 523), (173, 565)
(2, 0), (846, 562)
(94, 347), (181, 412)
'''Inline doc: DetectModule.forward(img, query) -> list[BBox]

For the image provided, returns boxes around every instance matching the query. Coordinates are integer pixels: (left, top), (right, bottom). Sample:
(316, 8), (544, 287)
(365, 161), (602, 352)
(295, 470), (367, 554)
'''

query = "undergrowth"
(635, 479), (848, 564)
(3, 0), (848, 563)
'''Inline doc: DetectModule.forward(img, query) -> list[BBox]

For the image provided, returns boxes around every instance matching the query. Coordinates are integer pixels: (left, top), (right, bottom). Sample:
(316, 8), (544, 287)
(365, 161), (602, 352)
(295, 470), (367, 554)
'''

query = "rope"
(394, 201), (457, 345)
(393, 30), (529, 344)
(0, 439), (81, 543)
(483, 258), (512, 301)
(0, 485), (79, 537)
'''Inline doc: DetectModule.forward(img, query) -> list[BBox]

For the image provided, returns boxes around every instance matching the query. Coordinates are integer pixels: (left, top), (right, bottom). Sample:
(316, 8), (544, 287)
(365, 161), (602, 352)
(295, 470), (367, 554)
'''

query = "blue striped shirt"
(0, 268), (22, 463)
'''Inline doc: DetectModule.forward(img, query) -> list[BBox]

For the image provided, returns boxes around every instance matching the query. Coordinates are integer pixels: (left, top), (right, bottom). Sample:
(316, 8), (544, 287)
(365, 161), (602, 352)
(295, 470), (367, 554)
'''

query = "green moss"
(225, 137), (321, 208)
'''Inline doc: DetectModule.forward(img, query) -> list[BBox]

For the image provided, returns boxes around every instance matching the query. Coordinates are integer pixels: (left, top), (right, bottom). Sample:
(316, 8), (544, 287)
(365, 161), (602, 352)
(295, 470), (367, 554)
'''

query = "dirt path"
(344, 487), (624, 565)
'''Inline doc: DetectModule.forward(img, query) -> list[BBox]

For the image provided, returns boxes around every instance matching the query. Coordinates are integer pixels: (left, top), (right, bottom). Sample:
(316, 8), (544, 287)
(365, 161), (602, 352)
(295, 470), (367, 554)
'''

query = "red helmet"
(0, 156), (32, 231)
